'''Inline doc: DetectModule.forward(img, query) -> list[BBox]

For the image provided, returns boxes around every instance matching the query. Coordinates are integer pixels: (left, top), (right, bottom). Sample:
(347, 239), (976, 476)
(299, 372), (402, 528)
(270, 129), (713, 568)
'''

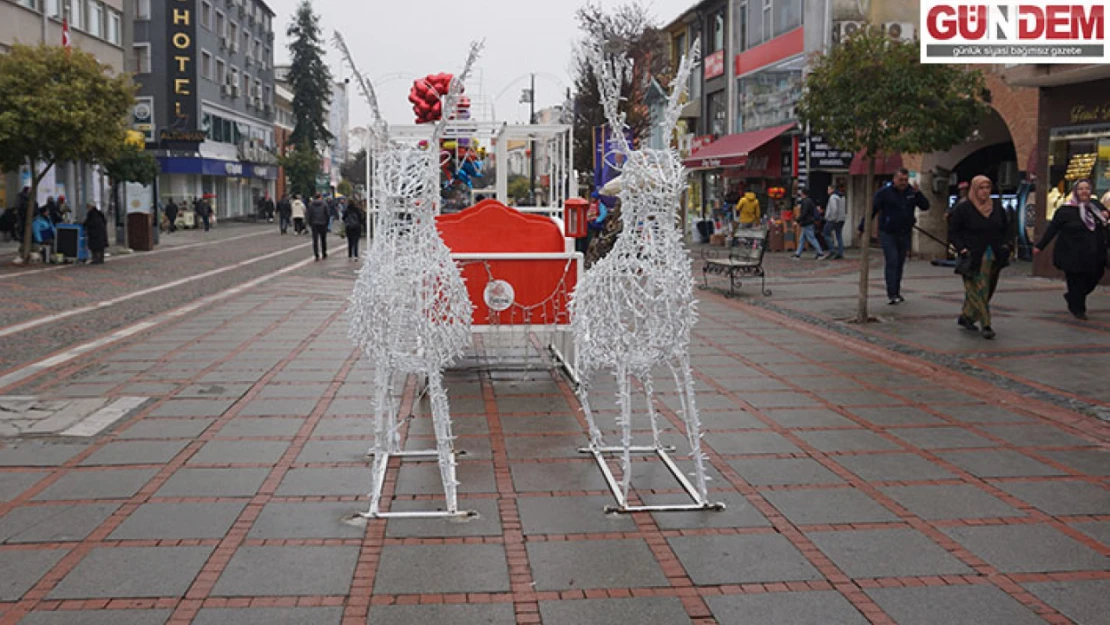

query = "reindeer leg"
(367, 366), (393, 516)
(672, 355), (709, 502)
(641, 373), (661, 450)
(577, 376), (605, 448)
(615, 364), (634, 502)
(426, 368), (460, 514)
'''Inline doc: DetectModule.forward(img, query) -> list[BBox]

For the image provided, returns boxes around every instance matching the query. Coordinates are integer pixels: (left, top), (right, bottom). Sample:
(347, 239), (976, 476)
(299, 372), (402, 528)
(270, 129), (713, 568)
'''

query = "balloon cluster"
(408, 73), (472, 124)
(440, 139), (485, 189)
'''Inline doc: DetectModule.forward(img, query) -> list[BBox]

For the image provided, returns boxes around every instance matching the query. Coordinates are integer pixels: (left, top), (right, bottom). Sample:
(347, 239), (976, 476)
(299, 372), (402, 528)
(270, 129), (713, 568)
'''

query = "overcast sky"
(266, 0), (694, 132)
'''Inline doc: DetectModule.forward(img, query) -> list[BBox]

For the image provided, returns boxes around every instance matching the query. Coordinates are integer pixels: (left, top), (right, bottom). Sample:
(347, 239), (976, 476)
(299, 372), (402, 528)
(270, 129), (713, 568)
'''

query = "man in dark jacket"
(84, 203), (109, 264)
(194, 197), (212, 232)
(164, 199), (179, 233)
(277, 194), (292, 234)
(868, 168), (930, 304)
(793, 188), (827, 260)
(307, 193), (330, 260)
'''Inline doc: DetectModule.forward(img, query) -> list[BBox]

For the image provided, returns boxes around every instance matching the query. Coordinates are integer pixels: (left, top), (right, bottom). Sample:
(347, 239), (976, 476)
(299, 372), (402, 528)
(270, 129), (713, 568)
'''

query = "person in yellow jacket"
(735, 191), (761, 228)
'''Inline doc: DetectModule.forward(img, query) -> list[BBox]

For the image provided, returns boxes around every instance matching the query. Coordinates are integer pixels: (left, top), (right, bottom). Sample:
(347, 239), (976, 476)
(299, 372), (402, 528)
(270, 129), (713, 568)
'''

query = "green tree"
(340, 148), (366, 188)
(507, 174), (531, 203)
(572, 2), (669, 180)
(0, 44), (135, 261)
(287, 1), (332, 152)
(281, 141), (321, 199)
(796, 28), (989, 323)
(103, 142), (160, 243)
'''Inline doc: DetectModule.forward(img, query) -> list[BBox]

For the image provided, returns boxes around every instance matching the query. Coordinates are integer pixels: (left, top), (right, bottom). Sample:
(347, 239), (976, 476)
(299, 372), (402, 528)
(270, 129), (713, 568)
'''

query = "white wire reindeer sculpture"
(337, 32), (479, 519)
(571, 36), (722, 514)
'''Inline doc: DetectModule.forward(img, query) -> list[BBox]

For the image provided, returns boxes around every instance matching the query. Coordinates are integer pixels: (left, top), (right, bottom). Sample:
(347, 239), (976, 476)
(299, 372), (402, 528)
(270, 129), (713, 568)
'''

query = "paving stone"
(310, 417), (374, 437)
(188, 440), (291, 465)
(0, 471), (49, 501)
(528, 539), (668, 590)
(888, 427), (1001, 449)
(794, 429), (902, 452)
(940, 524), (1108, 573)
(540, 597), (692, 625)
(275, 467), (372, 497)
(192, 607), (342, 625)
(109, 502), (246, 540)
(729, 457), (844, 485)
(1037, 450), (1109, 476)
(706, 431), (802, 455)
(761, 408), (859, 428)
(394, 461), (496, 494)
(1024, 580), (1110, 625)
(644, 492), (769, 530)
(518, 495), (638, 535)
(149, 399), (236, 418)
(365, 604), (515, 625)
(33, 468), (159, 501)
(980, 425), (1094, 448)
(0, 548), (69, 601)
(248, 501), (364, 539)
(405, 435), (492, 460)
(669, 533), (821, 585)
(405, 414), (490, 437)
(867, 584), (1044, 625)
(993, 480), (1110, 516)
(832, 453), (958, 482)
(763, 487), (899, 525)
(237, 399), (317, 417)
(256, 383), (329, 399)
(933, 404), (1035, 424)
(626, 458), (727, 491)
(0, 442), (88, 467)
(176, 383), (252, 399)
(79, 441), (189, 466)
(211, 546), (359, 596)
(217, 417), (305, 438)
(0, 502), (117, 544)
(937, 449), (1068, 478)
(848, 406), (946, 426)
(510, 461), (610, 492)
(384, 498), (503, 538)
(715, 377), (792, 392)
(17, 610), (172, 625)
(880, 484), (1025, 520)
(48, 546), (213, 599)
(743, 392), (823, 409)
(294, 439), (369, 463)
(116, 418), (215, 439)
(1073, 521), (1110, 547)
(496, 395), (572, 414)
(499, 413), (583, 434)
(706, 591), (868, 625)
(375, 543), (509, 594)
(698, 410), (769, 430)
(322, 398), (371, 416)
(807, 528), (973, 578)
(155, 468), (270, 497)
(503, 435), (584, 459)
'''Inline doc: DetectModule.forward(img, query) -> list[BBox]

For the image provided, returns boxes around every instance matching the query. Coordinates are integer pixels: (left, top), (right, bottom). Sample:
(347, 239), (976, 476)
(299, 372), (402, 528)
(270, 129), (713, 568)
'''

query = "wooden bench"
(702, 228), (772, 296)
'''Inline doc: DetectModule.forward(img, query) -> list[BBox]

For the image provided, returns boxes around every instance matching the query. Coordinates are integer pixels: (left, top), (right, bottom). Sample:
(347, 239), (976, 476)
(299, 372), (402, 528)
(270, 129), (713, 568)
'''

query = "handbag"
(954, 253), (975, 278)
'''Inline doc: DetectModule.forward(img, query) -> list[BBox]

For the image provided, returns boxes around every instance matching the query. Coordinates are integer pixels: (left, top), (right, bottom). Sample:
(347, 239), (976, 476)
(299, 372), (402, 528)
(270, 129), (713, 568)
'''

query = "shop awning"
(848, 152), (903, 176)
(683, 123), (796, 170)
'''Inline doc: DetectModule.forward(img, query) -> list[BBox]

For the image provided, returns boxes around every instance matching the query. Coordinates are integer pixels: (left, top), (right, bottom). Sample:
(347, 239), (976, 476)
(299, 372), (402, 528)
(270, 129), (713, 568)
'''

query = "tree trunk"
(856, 159), (876, 323)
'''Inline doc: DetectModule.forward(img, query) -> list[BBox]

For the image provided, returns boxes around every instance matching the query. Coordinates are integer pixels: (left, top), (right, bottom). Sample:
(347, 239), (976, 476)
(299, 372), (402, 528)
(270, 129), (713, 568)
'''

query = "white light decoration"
(571, 35), (722, 513)
(336, 32), (479, 519)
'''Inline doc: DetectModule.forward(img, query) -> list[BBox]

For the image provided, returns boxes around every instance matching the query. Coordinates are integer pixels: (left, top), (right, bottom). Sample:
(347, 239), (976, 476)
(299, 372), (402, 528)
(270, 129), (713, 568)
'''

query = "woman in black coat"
(948, 175), (1012, 339)
(84, 204), (109, 265)
(1034, 179), (1109, 320)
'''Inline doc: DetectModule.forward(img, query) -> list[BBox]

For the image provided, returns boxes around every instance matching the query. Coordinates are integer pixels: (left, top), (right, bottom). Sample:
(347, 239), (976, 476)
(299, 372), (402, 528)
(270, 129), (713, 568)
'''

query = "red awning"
(848, 152), (903, 176)
(684, 123), (796, 170)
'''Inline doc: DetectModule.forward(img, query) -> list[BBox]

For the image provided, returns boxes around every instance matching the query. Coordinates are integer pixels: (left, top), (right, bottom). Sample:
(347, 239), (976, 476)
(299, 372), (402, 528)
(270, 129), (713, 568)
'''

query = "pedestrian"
(793, 188), (827, 260)
(1034, 178), (1109, 320)
(264, 194), (276, 223)
(277, 194), (292, 234)
(307, 193), (330, 260)
(194, 196), (212, 232)
(734, 189), (761, 229)
(949, 175), (1011, 339)
(866, 168), (930, 304)
(164, 199), (179, 233)
(57, 196), (71, 223)
(344, 201), (363, 260)
(291, 194), (306, 235)
(84, 203), (109, 264)
(44, 196), (62, 225)
(32, 207), (56, 261)
(823, 184), (846, 259)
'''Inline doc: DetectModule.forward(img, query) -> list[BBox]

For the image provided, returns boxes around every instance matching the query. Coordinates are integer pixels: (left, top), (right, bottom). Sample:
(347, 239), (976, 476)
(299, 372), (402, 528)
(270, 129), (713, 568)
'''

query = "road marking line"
(0, 242), (311, 339)
(0, 255), (316, 392)
(61, 396), (149, 437)
(0, 229), (273, 281)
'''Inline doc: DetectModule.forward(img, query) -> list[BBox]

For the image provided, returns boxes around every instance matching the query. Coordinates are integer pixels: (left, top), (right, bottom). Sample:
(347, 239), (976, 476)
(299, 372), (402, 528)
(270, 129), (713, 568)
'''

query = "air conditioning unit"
(831, 21), (865, 45)
(231, 84), (240, 97)
(222, 84), (233, 96)
(244, 56), (252, 67)
(882, 22), (916, 41)
(229, 42), (237, 53)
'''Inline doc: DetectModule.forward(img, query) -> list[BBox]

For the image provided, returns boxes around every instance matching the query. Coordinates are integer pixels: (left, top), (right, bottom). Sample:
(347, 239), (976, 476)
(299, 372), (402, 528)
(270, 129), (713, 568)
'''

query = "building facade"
(328, 80), (349, 191)
(1, 0), (129, 217)
(133, 0), (277, 218)
(273, 80), (293, 199)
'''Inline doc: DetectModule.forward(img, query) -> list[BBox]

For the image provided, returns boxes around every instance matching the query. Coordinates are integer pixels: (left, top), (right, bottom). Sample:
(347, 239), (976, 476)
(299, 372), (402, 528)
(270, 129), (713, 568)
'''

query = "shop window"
(736, 56), (804, 133)
(1047, 132), (1110, 219)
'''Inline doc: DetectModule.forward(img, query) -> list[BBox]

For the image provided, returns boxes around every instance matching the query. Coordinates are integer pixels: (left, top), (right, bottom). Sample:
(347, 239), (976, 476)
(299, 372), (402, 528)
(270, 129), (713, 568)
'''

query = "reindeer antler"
(332, 31), (388, 146)
(582, 27), (633, 157)
(432, 40), (485, 144)
(662, 38), (700, 137)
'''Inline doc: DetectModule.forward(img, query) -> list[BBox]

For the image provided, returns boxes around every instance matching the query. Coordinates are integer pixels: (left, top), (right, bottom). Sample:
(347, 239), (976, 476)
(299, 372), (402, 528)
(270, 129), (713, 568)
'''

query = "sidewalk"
(0, 259), (1106, 625)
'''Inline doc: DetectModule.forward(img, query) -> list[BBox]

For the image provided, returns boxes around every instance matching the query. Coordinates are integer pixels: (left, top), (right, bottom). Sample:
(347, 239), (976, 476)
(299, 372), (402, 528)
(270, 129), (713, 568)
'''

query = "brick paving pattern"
(0, 239), (1106, 624)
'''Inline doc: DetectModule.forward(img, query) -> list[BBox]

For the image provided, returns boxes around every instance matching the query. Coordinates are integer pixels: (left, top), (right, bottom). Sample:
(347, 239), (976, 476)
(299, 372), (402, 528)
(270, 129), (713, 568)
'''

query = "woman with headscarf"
(948, 175), (1012, 339)
(1035, 179), (1109, 320)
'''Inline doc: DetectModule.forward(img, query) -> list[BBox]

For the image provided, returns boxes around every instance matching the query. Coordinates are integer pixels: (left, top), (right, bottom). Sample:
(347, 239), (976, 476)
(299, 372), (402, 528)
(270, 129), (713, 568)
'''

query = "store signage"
(808, 134), (855, 169)
(224, 162), (244, 176)
(1070, 102), (1110, 123)
(167, 0), (199, 136)
(159, 130), (206, 142)
(921, 1), (1109, 64)
(132, 97), (155, 143)
(704, 50), (725, 79)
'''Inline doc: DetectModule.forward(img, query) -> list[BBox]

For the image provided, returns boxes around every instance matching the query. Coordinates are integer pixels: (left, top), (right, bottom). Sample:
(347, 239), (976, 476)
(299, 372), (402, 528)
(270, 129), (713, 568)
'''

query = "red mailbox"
(564, 197), (589, 239)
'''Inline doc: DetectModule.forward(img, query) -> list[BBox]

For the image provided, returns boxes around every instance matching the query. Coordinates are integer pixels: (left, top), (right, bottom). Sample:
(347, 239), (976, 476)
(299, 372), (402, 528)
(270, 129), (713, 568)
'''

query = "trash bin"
(55, 224), (89, 262)
(127, 213), (153, 251)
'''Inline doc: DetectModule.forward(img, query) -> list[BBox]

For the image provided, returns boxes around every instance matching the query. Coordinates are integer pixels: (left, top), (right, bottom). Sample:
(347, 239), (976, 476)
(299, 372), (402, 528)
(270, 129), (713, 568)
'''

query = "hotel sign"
(167, 0), (199, 137)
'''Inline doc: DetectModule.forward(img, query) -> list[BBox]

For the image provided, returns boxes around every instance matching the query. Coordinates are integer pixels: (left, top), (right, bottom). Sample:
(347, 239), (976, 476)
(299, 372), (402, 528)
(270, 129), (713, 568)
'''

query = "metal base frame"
(579, 444), (726, 514)
(359, 448), (477, 520)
